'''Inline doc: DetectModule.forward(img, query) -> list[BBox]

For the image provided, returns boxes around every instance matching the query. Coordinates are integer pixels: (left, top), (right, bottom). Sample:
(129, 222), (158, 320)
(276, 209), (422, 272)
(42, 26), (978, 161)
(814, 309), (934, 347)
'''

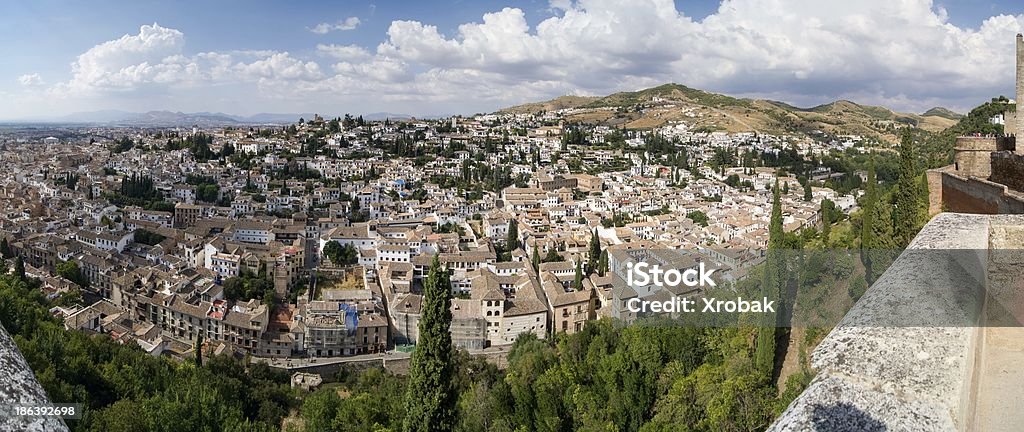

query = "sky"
(2, 0), (1023, 120)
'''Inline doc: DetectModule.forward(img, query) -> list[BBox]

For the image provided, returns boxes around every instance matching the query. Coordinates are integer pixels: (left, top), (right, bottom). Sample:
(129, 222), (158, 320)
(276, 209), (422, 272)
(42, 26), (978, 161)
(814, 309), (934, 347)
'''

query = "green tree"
(14, 256), (24, 280)
(506, 221), (520, 251)
(194, 333), (204, 368)
(803, 180), (812, 201)
(755, 179), (783, 378)
(57, 260), (89, 288)
(403, 255), (456, 432)
(573, 260), (583, 290)
(893, 130), (924, 247)
(686, 210), (709, 227)
(587, 230), (601, 272)
(532, 244), (540, 273)
(0, 237), (11, 258)
(322, 241), (343, 265)
(302, 388), (342, 432)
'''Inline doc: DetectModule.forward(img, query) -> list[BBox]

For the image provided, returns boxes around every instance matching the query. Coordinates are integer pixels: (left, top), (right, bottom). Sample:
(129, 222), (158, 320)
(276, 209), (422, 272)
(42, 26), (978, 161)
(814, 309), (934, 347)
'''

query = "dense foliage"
(0, 271), (298, 432)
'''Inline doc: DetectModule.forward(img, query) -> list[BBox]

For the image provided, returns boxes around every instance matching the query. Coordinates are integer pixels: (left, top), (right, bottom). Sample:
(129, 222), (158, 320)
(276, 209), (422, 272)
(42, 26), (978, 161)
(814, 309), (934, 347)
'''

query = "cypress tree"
(860, 158), (877, 267)
(755, 179), (784, 378)
(403, 255), (456, 432)
(14, 256), (25, 280)
(506, 221), (519, 251)
(573, 260), (583, 290)
(194, 333), (204, 368)
(588, 230), (601, 272)
(821, 201), (832, 243)
(803, 180), (812, 201)
(0, 237), (10, 258)
(893, 130), (923, 247)
(532, 244), (540, 273)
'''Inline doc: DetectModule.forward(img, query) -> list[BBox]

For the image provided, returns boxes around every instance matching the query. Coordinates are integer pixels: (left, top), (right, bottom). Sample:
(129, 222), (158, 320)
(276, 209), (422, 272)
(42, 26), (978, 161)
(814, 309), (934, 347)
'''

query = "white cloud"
(369, 0), (1024, 112)
(317, 44), (372, 60)
(22, 1), (1024, 118)
(18, 73), (44, 87)
(309, 17), (361, 34)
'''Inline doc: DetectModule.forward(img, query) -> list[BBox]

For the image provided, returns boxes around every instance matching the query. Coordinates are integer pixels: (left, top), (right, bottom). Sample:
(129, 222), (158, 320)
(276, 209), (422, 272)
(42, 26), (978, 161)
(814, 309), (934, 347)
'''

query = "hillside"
(499, 83), (962, 143)
(500, 95), (600, 114)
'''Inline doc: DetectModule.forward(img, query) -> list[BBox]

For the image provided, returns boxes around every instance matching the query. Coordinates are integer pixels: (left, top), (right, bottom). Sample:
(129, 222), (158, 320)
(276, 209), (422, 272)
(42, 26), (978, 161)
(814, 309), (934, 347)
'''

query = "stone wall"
(927, 167), (951, 216)
(929, 169), (1024, 214)
(989, 151), (1024, 193)
(953, 137), (1008, 178)
(0, 323), (69, 432)
(769, 213), (1015, 432)
(946, 136), (1014, 187)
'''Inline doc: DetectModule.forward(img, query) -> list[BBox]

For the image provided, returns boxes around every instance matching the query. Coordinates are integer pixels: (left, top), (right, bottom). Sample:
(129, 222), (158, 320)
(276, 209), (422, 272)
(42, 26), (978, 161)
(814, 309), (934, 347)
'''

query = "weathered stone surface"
(770, 213), (1000, 432)
(0, 323), (68, 432)
(767, 376), (957, 432)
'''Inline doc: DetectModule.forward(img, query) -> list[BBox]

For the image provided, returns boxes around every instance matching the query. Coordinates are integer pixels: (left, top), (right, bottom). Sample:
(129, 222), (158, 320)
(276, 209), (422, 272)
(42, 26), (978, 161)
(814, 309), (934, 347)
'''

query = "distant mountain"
(52, 110), (315, 126)
(499, 83), (962, 143)
(921, 107), (964, 121)
(238, 113), (317, 124)
(57, 110), (137, 123)
(362, 112), (417, 121)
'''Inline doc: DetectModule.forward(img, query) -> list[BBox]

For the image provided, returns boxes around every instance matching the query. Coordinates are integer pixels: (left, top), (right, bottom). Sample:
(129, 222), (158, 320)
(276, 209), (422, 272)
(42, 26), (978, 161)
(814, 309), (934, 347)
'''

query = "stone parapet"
(769, 213), (1024, 431)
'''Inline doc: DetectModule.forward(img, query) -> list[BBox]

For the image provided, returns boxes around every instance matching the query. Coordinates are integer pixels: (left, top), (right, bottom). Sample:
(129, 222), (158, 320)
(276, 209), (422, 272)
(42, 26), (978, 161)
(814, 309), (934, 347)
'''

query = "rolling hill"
(500, 83), (962, 143)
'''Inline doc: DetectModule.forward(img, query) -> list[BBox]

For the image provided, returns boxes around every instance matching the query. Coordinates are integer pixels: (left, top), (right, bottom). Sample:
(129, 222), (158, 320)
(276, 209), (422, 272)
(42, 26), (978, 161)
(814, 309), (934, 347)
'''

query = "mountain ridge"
(499, 83), (963, 142)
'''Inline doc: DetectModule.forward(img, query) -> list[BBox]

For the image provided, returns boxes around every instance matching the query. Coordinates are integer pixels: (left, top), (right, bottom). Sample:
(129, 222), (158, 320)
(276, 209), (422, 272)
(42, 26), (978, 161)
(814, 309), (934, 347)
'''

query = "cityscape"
(2, 1), (1024, 432)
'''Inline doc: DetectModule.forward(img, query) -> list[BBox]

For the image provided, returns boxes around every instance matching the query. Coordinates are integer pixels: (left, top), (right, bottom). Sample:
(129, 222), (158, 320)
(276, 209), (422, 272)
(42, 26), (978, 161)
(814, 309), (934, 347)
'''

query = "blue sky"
(2, 0), (1023, 119)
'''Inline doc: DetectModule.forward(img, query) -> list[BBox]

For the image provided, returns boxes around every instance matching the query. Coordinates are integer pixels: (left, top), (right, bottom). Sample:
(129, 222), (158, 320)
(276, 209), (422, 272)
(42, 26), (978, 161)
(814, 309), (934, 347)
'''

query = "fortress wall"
(927, 167), (950, 216)
(989, 151), (1024, 193)
(928, 167), (1024, 215)
(952, 137), (1013, 179)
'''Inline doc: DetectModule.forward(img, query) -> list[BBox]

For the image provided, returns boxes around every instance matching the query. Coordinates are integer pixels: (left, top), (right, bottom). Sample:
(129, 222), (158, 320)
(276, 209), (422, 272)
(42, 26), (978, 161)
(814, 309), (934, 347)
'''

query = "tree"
(194, 333), (204, 368)
(57, 260), (89, 288)
(820, 199), (835, 242)
(14, 256), (24, 280)
(573, 260), (583, 290)
(322, 241), (343, 265)
(303, 388), (342, 432)
(0, 237), (11, 258)
(893, 130), (924, 247)
(506, 221), (520, 251)
(542, 248), (564, 263)
(532, 244), (540, 273)
(861, 157), (877, 253)
(587, 230), (601, 272)
(803, 180), (812, 201)
(597, 250), (608, 276)
(686, 210), (709, 227)
(755, 179), (783, 378)
(404, 255), (456, 432)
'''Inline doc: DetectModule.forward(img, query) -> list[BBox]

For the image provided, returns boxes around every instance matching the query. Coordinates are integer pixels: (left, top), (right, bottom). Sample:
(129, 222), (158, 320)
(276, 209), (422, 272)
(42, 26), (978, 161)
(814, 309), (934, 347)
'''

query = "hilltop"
(500, 83), (961, 143)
